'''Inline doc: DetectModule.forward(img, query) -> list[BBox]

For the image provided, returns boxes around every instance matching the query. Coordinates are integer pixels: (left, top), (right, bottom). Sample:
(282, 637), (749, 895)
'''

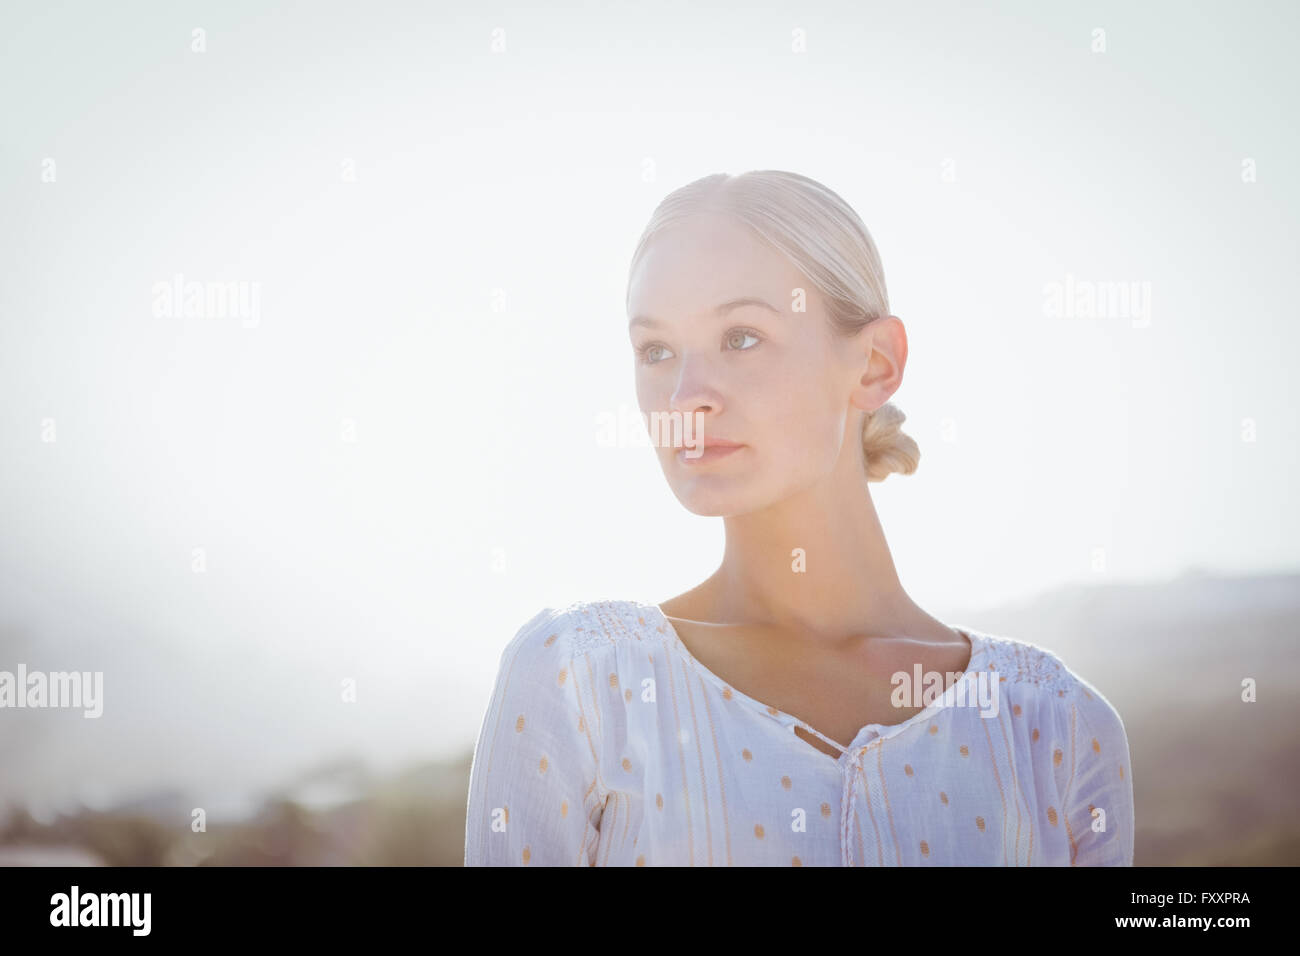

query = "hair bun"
(861, 402), (920, 482)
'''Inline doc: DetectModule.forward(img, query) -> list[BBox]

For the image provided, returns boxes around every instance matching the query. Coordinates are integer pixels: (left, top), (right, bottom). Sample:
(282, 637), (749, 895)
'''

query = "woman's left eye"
(725, 329), (760, 351)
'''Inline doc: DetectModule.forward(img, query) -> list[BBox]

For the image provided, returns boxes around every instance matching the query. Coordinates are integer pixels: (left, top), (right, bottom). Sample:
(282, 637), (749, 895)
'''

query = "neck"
(697, 454), (927, 643)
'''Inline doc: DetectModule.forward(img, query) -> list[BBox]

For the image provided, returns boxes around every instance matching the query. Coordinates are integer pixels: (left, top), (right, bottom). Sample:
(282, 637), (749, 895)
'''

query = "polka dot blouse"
(464, 599), (1134, 866)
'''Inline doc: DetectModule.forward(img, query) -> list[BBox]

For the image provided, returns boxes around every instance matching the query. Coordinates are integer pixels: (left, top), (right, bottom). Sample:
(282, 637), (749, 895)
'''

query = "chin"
(670, 484), (771, 519)
(681, 502), (730, 517)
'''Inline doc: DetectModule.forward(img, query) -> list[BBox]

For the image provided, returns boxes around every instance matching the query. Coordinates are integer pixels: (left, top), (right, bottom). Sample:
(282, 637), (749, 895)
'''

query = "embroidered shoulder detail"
(560, 599), (662, 654)
(969, 630), (1080, 699)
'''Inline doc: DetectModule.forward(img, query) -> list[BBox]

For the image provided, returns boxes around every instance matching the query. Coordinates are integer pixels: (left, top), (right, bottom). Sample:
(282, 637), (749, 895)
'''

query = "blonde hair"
(626, 170), (920, 482)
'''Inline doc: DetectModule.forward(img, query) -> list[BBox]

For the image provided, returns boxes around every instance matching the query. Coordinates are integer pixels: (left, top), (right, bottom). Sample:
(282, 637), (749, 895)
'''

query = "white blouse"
(464, 599), (1134, 866)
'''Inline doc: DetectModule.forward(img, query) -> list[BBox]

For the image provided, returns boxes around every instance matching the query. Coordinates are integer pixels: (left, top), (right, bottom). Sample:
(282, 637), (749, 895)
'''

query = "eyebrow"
(629, 296), (781, 331)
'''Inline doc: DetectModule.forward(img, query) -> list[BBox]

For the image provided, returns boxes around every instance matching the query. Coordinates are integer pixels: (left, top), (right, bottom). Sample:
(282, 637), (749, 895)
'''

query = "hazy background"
(1, 0), (1296, 864)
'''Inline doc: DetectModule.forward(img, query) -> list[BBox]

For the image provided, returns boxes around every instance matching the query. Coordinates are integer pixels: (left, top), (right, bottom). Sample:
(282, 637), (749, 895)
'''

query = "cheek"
(634, 377), (661, 421)
(753, 395), (836, 474)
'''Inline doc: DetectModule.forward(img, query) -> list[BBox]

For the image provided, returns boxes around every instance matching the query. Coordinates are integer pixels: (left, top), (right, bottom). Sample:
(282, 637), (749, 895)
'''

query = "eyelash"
(635, 328), (763, 366)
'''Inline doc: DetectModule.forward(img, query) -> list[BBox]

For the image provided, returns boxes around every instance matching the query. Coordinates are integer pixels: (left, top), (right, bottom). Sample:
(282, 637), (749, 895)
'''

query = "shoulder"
(969, 626), (1128, 738)
(498, 605), (570, 659)
(513, 599), (665, 655)
(485, 604), (614, 720)
(502, 599), (657, 661)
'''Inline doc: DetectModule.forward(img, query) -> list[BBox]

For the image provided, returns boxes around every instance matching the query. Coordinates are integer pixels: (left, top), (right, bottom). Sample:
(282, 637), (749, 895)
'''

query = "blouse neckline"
(644, 601), (989, 767)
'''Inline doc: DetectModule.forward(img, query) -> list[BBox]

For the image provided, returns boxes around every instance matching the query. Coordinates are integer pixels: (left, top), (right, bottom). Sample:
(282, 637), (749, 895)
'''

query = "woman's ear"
(847, 314), (907, 412)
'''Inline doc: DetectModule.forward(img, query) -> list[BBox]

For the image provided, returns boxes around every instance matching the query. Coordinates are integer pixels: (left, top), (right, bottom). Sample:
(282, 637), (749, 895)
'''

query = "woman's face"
(627, 212), (872, 517)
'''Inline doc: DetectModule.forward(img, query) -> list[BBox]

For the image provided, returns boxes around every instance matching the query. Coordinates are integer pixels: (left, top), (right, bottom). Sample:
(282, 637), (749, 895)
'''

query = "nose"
(662, 361), (722, 453)
(668, 355), (721, 418)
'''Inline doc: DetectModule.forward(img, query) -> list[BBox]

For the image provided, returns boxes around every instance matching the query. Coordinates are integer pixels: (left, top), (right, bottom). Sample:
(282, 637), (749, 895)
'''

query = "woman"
(464, 170), (1134, 866)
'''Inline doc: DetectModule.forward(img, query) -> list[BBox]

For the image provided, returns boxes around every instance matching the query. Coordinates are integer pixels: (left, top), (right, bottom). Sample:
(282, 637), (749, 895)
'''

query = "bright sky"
(1, 0), (1296, 811)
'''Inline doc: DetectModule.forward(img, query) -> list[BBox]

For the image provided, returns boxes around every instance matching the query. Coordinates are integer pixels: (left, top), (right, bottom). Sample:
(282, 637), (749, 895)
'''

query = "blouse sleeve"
(464, 607), (607, 866)
(1063, 681), (1135, 866)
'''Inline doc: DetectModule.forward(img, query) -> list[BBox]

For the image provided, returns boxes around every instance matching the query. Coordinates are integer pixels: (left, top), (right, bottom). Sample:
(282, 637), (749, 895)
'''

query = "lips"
(677, 440), (744, 464)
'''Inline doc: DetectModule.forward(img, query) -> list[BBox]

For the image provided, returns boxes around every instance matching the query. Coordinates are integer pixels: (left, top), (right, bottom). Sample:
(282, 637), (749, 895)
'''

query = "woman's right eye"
(637, 344), (674, 365)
